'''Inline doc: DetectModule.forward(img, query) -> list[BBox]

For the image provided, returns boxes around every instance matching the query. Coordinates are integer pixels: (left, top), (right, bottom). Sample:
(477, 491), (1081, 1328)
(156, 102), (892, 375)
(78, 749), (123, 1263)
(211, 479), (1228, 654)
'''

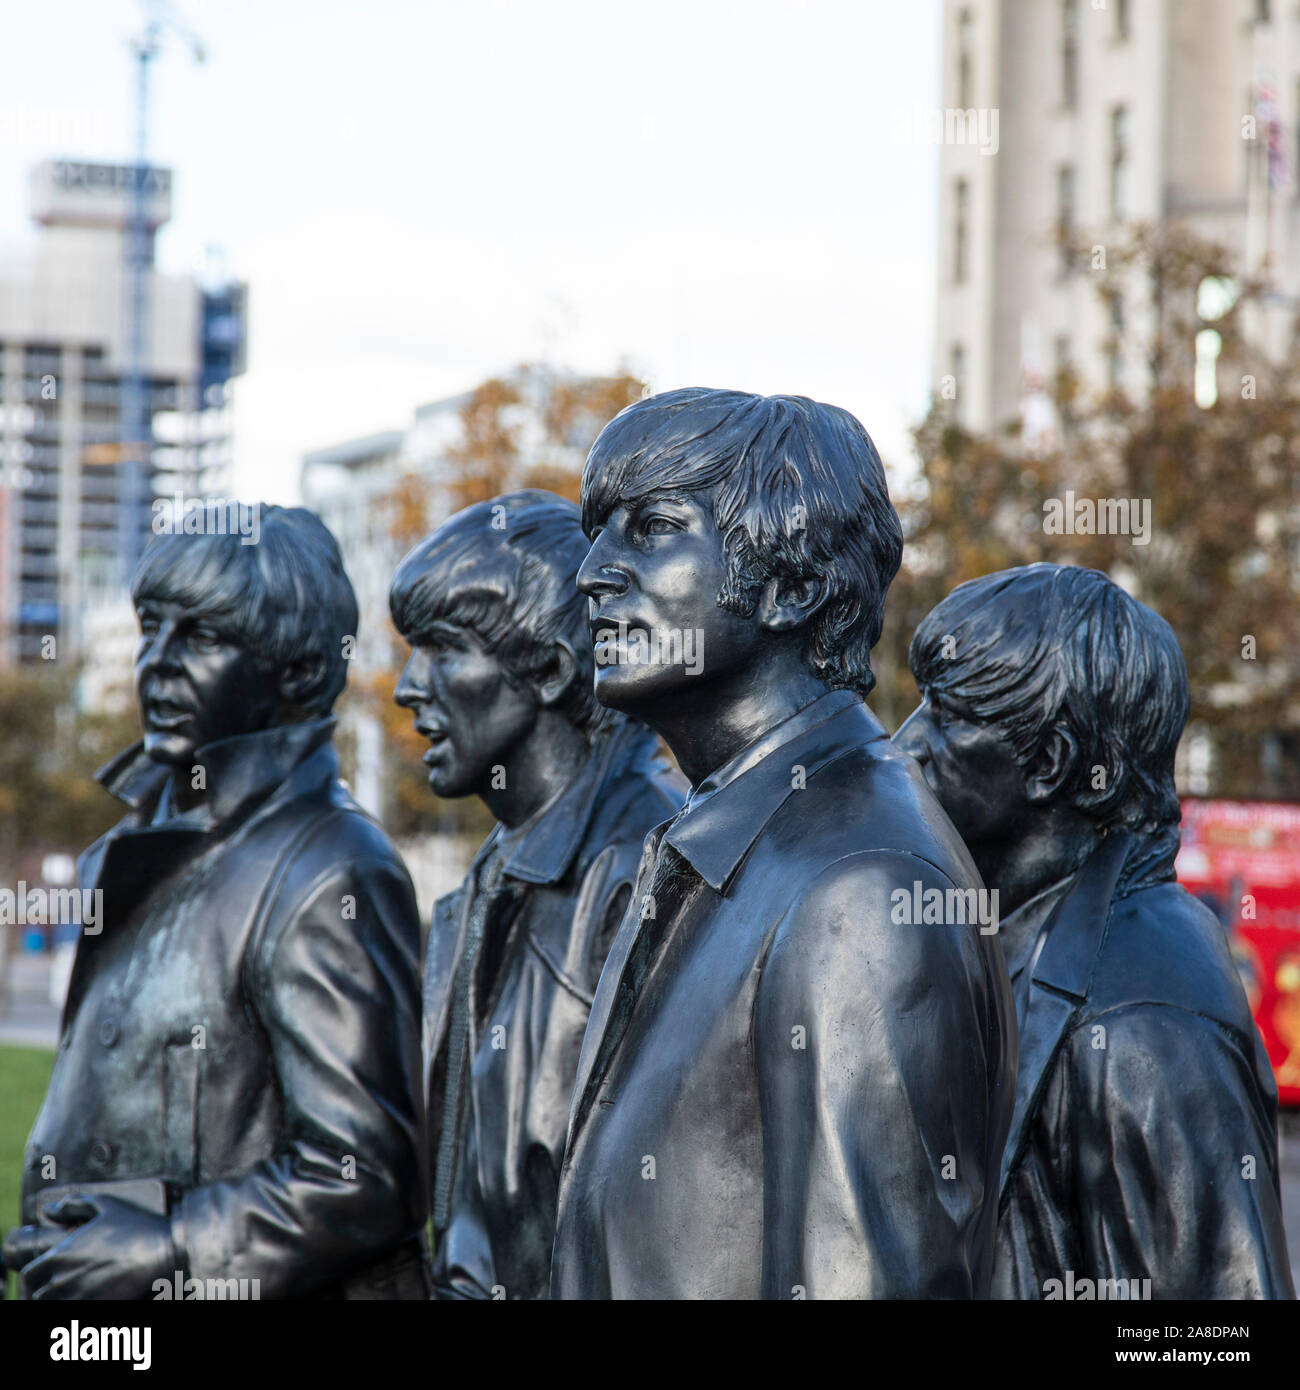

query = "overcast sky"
(0, 0), (942, 503)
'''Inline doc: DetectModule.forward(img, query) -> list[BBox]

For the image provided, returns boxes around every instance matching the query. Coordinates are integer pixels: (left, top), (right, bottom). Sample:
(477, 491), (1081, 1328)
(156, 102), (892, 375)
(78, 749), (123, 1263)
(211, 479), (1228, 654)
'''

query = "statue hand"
(2, 1221), (69, 1277)
(21, 1194), (174, 1301)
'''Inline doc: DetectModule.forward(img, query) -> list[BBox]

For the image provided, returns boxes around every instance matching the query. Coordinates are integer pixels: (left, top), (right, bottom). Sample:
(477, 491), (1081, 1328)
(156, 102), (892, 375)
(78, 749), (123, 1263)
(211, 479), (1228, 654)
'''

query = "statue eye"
(189, 625), (225, 652)
(644, 515), (678, 536)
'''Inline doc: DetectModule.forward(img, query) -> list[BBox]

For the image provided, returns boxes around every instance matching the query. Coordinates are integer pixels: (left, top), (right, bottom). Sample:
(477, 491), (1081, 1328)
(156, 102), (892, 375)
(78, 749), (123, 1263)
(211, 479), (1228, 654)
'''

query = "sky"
(0, 0), (942, 503)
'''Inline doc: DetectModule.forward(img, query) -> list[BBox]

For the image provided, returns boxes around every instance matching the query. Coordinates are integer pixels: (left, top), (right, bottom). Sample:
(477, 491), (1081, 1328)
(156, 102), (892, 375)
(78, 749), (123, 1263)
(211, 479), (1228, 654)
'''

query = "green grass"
(0, 1043), (55, 1299)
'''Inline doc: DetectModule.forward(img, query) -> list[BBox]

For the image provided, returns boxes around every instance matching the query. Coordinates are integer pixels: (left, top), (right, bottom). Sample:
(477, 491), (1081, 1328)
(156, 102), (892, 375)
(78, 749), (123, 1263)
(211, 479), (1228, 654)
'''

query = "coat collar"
(496, 719), (656, 886)
(423, 719), (663, 1108)
(662, 690), (881, 893)
(999, 829), (1132, 1195)
(96, 717), (338, 830)
(566, 691), (886, 1144)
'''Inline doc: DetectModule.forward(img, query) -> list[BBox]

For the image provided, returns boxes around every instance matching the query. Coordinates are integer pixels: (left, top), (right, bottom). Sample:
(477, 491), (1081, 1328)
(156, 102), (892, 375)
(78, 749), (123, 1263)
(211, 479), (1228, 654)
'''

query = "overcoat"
(20, 718), (428, 1299)
(993, 829), (1294, 1299)
(424, 719), (684, 1299)
(551, 690), (1017, 1299)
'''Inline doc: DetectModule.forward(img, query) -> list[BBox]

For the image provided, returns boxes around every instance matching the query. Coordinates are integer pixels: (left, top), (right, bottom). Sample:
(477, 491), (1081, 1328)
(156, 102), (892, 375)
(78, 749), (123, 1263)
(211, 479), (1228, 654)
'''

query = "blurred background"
(0, 0), (1299, 1282)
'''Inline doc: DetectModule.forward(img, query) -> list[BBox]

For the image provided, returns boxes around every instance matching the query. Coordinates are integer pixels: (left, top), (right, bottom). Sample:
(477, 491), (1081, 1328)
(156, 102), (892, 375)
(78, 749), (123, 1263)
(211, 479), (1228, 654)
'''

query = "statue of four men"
(3, 387), (1291, 1299)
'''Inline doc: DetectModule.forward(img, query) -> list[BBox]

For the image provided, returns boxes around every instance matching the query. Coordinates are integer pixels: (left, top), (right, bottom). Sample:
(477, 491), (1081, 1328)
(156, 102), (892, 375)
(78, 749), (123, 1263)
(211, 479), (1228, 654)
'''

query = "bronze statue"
(2, 507), (428, 1299)
(896, 563), (1293, 1299)
(550, 388), (1017, 1299)
(392, 490), (684, 1299)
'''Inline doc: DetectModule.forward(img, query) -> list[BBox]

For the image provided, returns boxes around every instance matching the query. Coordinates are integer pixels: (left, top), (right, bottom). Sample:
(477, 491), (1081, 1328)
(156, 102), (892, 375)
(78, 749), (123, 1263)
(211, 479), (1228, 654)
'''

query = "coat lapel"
(567, 825), (665, 1141)
(62, 821), (210, 1027)
(423, 885), (471, 1094)
(999, 830), (1132, 1195)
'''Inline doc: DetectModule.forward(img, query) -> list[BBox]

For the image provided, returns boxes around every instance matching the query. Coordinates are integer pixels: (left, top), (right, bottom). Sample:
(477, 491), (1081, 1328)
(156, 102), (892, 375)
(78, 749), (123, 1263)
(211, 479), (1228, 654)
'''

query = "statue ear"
(756, 577), (826, 634)
(1025, 726), (1078, 804)
(278, 653), (324, 710)
(535, 639), (578, 710)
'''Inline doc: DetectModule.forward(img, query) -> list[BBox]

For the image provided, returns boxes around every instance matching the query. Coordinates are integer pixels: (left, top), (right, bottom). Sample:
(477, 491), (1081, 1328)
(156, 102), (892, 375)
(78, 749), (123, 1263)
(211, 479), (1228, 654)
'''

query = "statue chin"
(141, 730), (193, 766)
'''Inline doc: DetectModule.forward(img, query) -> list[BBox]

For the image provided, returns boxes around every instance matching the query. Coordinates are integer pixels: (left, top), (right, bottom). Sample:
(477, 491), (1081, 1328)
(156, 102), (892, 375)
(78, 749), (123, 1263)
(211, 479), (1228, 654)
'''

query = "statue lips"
(141, 693), (195, 733)
(589, 614), (650, 667)
(414, 720), (451, 766)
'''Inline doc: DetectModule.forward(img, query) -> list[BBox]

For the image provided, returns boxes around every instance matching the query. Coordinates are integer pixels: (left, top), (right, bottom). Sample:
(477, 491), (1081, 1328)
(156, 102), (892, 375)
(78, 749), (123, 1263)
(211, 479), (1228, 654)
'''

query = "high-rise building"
(0, 159), (246, 664)
(934, 0), (1300, 434)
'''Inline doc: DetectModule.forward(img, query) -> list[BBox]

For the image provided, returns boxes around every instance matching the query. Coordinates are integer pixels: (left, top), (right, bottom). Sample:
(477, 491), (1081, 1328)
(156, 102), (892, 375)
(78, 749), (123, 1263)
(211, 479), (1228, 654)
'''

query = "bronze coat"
(994, 830), (1294, 1299)
(423, 720), (685, 1299)
(20, 719), (427, 1299)
(551, 692), (1017, 1299)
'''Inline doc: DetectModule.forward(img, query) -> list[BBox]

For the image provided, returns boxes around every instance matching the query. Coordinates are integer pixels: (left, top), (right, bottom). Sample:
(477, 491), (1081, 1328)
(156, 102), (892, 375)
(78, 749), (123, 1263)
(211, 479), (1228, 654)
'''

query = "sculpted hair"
(131, 505), (359, 717)
(580, 388), (904, 698)
(389, 489), (612, 737)
(908, 563), (1189, 858)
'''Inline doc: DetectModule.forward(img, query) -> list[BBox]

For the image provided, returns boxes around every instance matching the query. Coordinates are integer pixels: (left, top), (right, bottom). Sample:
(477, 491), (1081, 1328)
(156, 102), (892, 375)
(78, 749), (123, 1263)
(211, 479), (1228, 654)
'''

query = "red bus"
(1176, 799), (1300, 1107)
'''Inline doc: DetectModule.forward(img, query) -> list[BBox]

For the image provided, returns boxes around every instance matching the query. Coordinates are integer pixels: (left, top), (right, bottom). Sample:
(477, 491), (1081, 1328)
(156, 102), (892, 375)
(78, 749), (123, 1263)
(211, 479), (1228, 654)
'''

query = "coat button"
(98, 1018), (120, 1048)
(88, 1140), (114, 1170)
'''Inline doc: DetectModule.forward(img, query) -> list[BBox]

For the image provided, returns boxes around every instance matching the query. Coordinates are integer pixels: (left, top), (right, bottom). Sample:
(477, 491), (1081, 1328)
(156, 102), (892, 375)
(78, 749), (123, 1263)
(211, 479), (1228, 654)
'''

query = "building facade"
(0, 159), (246, 664)
(935, 0), (1300, 434)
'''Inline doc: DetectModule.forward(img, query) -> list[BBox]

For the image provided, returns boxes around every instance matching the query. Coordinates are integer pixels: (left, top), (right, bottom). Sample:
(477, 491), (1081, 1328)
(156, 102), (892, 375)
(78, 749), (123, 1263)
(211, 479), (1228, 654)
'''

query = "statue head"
(576, 387), (903, 718)
(130, 505), (357, 768)
(895, 563), (1189, 894)
(391, 489), (611, 801)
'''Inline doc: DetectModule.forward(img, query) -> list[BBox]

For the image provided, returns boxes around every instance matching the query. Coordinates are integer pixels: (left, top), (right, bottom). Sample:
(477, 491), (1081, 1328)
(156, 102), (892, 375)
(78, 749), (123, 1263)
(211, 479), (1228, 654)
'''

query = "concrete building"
(934, 0), (1300, 434)
(0, 158), (246, 664)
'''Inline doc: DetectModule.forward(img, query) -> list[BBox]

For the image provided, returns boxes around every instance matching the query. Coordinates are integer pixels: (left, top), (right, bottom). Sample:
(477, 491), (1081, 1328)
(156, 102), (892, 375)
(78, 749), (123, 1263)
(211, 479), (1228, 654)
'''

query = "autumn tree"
(875, 223), (1300, 800)
(443, 376), (524, 511)
(447, 363), (646, 507)
(0, 664), (140, 884)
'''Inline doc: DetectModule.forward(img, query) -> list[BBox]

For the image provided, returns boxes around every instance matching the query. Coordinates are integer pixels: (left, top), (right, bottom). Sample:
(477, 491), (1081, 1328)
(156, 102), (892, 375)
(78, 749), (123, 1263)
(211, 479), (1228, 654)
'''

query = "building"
(0, 158), (246, 664)
(934, 0), (1300, 434)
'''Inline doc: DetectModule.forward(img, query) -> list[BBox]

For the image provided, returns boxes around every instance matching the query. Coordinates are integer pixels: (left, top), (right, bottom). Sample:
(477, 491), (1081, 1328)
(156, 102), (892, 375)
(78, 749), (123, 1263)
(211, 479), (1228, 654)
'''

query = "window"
(1054, 335), (1072, 376)
(1295, 79), (1300, 191)
(1110, 105), (1130, 218)
(957, 8), (974, 109)
(1057, 165), (1076, 270)
(954, 178), (969, 284)
(949, 343), (965, 415)
(1062, 0), (1079, 109)
(1115, 0), (1131, 39)
(1108, 294), (1125, 389)
(1255, 0), (1271, 25)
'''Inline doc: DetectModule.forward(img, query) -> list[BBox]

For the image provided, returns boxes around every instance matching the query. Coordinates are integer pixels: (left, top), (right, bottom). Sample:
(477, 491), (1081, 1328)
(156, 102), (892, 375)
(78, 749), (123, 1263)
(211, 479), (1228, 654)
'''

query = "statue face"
(394, 620), (538, 800)
(134, 598), (280, 766)
(894, 689), (1032, 875)
(576, 491), (761, 715)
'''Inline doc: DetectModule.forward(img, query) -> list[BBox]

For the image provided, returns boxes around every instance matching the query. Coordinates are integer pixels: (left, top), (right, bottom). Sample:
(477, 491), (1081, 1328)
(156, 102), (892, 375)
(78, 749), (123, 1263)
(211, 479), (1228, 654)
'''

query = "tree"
(0, 665), (140, 884)
(447, 363), (646, 507)
(875, 223), (1300, 800)
(444, 376), (524, 511)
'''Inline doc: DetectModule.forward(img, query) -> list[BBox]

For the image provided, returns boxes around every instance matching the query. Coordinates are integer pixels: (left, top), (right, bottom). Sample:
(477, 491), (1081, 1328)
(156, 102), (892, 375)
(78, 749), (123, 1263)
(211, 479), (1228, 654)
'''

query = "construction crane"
(117, 0), (205, 583)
